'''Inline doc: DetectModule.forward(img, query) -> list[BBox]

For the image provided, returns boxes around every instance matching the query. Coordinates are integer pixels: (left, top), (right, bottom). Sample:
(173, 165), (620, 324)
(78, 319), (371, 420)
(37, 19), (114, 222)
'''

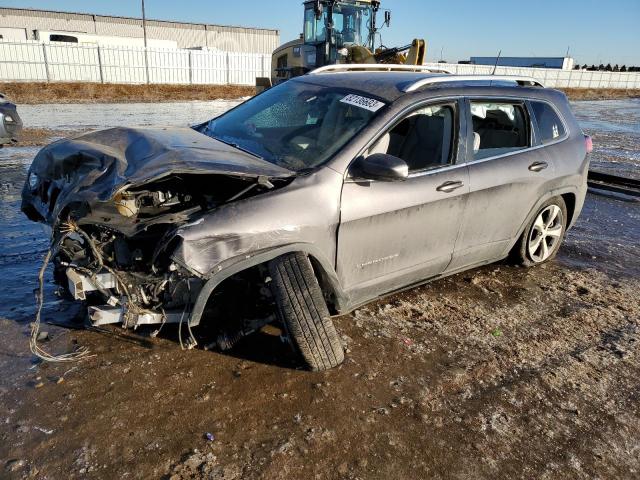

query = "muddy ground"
(0, 100), (639, 479)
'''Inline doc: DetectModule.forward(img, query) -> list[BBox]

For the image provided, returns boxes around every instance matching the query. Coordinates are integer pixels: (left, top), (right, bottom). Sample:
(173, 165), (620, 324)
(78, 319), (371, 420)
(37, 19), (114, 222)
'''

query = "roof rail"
(404, 75), (544, 92)
(309, 64), (453, 75)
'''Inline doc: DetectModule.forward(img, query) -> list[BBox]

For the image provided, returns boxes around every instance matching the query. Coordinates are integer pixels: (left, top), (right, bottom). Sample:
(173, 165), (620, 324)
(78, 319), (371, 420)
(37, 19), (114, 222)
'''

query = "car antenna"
(491, 50), (502, 75)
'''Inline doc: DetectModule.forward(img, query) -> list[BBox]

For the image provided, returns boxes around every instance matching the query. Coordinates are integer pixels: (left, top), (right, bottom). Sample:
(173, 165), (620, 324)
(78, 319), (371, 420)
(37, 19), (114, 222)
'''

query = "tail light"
(584, 134), (593, 154)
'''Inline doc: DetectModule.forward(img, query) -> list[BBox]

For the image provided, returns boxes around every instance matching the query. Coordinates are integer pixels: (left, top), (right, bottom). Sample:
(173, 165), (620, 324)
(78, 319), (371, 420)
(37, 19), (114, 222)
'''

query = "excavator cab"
(303, 0), (376, 65)
(260, 0), (424, 91)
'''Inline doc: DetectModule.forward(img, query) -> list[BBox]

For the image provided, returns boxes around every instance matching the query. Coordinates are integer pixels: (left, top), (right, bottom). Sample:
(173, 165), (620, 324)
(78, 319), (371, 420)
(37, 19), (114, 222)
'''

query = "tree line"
(575, 64), (640, 72)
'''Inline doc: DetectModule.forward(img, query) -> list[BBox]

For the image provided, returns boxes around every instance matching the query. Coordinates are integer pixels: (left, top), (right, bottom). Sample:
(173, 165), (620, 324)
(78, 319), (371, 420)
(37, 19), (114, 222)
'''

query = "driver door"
(336, 100), (470, 303)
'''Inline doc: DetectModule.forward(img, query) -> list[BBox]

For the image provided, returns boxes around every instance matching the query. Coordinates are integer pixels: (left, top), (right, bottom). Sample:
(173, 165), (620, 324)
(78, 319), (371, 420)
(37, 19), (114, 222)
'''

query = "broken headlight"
(113, 192), (139, 218)
(28, 172), (39, 189)
(113, 189), (192, 218)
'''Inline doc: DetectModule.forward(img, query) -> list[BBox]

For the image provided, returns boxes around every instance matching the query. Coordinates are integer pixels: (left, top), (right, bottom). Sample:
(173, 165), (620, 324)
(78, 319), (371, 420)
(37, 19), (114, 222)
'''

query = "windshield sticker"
(340, 94), (385, 112)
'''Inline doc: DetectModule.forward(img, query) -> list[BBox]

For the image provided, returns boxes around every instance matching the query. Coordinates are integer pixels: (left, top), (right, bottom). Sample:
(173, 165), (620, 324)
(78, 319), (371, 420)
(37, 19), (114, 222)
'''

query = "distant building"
(469, 57), (575, 70)
(0, 6), (279, 54)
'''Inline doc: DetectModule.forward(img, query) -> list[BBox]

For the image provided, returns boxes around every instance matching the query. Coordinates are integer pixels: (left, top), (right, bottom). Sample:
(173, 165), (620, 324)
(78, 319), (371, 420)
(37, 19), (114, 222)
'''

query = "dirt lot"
(0, 100), (638, 479)
(1, 81), (638, 104)
(563, 88), (640, 101)
(1, 82), (255, 104)
(16, 128), (87, 147)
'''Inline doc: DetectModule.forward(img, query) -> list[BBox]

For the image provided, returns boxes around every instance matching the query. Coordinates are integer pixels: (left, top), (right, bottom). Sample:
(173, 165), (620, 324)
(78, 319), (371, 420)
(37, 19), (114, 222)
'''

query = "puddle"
(17, 99), (244, 131)
(572, 98), (640, 179)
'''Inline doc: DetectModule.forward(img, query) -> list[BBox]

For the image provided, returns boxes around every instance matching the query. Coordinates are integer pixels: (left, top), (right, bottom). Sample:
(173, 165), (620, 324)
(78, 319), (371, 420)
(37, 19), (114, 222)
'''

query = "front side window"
(367, 103), (456, 172)
(530, 101), (566, 144)
(196, 80), (383, 172)
(471, 101), (530, 160)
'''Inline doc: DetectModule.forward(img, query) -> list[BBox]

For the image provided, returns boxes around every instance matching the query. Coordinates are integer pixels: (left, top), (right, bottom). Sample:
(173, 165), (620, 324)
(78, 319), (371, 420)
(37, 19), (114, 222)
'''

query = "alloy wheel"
(527, 204), (564, 263)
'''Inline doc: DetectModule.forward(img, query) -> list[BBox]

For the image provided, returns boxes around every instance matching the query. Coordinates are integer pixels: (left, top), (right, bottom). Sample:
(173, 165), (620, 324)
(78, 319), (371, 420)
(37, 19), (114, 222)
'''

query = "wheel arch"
(187, 244), (349, 327)
(507, 186), (577, 255)
(561, 192), (577, 228)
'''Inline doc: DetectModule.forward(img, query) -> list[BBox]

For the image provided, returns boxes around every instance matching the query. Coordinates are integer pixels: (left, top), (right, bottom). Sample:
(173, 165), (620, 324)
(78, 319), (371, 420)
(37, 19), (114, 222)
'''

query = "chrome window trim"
(344, 155), (467, 184)
(406, 161), (467, 179)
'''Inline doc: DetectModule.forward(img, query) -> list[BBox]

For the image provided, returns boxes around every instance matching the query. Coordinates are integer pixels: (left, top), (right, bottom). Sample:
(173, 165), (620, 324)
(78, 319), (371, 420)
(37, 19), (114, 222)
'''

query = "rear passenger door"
(448, 98), (557, 271)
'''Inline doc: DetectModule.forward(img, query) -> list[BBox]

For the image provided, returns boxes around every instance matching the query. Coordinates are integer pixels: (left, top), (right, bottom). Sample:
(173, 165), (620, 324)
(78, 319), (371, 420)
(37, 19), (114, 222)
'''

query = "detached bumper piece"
(66, 268), (186, 328)
(66, 268), (116, 300)
(88, 306), (186, 327)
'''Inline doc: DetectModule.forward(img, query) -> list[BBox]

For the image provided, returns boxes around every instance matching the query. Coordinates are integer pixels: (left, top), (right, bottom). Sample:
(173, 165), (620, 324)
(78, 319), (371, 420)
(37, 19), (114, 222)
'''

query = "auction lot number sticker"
(340, 94), (386, 112)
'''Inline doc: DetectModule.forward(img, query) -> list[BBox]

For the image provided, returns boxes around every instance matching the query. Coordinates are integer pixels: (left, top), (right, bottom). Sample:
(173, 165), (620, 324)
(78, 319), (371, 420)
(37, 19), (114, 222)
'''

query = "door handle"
(528, 161), (548, 172)
(436, 180), (464, 193)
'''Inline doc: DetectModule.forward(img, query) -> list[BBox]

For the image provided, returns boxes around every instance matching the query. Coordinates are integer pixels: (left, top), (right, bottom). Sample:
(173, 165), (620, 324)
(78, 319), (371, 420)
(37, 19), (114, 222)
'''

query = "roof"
(294, 71), (553, 103)
(0, 6), (279, 34)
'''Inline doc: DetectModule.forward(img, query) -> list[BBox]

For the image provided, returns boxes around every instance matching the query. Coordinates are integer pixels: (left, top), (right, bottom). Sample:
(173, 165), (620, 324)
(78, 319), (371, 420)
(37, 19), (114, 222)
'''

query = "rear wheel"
(268, 253), (344, 371)
(513, 196), (567, 267)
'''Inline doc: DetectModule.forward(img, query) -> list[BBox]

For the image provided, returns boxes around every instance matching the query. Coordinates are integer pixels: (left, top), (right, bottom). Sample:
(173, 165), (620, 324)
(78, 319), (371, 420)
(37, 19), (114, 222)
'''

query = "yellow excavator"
(258, 0), (426, 90)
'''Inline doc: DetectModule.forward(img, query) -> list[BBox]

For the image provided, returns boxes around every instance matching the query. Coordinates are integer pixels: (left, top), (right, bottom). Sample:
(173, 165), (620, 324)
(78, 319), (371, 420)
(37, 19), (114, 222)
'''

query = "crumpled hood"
(22, 126), (294, 224)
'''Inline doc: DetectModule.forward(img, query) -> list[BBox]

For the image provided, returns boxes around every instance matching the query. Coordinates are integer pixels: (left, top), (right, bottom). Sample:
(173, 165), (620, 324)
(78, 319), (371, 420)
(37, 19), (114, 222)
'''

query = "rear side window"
(531, 101), (566, 144)
(470, 101), (530, 160)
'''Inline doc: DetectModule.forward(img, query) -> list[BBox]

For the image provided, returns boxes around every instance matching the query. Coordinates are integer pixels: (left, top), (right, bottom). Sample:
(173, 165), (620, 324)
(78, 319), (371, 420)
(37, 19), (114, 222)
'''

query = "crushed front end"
(22, 126), (294, 331)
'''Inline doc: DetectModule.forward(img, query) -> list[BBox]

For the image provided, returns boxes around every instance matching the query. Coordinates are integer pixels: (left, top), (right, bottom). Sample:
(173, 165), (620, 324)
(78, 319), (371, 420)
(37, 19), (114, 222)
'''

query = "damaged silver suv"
(22, 66), (591, 371)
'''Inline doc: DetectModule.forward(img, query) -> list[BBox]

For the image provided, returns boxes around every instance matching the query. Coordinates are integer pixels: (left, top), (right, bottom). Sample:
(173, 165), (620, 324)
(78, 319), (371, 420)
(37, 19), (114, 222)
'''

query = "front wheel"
(512, 196), (568, 267)
(268, 253), (345, 371)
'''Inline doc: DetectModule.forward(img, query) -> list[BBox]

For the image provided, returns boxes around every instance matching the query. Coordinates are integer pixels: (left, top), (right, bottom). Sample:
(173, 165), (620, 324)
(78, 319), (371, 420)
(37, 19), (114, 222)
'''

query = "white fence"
(0, 40), (271, 85)
(424, 62), (640, 89)
(1, 41), (639, 89)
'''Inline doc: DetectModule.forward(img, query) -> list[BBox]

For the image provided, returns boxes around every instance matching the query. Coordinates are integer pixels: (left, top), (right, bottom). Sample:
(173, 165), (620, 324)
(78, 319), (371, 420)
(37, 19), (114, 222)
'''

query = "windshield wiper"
(210, 135), (263, 160)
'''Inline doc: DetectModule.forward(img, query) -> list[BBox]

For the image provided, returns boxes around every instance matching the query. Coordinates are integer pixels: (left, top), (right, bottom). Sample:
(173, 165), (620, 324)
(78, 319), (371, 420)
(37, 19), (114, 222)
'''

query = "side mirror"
(351, 153), (408, 182)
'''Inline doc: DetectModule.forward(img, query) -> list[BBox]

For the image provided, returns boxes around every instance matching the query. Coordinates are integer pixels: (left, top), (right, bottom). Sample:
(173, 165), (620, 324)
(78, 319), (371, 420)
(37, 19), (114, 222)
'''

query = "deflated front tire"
(268, 252), (345, 371)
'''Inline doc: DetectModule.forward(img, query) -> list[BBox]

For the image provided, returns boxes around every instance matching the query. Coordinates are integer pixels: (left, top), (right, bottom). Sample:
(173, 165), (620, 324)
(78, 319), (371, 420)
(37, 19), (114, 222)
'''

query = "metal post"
(41, 42), (50, 81)
(96, 45), (104, 83)
(142, 0), (150, 84)
(226, 51), (230, 85)
(188, 50), (193, 85)
(142, 0), (148, 49)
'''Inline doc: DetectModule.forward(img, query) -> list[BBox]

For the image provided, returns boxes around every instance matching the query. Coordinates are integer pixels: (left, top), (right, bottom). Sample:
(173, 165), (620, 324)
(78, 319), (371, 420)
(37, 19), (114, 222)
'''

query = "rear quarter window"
(530, 101), (566, 144)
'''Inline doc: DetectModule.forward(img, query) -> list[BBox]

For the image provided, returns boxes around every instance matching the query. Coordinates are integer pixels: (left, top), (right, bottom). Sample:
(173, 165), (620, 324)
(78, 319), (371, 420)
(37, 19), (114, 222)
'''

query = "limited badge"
(340, 94), (386, 112)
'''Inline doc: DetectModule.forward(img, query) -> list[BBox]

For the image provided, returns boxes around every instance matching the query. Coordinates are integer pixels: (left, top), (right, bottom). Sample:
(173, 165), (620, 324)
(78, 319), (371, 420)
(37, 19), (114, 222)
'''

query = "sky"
(3, 0), (639, 65)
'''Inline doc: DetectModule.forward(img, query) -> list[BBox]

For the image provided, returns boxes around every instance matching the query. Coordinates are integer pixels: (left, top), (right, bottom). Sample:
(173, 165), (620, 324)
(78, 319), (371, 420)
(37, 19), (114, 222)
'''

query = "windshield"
(304, 2), (371, 47)
(196, 81), (385, 172)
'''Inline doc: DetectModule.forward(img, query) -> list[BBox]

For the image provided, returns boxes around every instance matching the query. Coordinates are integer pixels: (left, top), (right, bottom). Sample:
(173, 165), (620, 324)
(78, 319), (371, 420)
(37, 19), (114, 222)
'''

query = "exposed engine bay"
(22, 126), (294, 340)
